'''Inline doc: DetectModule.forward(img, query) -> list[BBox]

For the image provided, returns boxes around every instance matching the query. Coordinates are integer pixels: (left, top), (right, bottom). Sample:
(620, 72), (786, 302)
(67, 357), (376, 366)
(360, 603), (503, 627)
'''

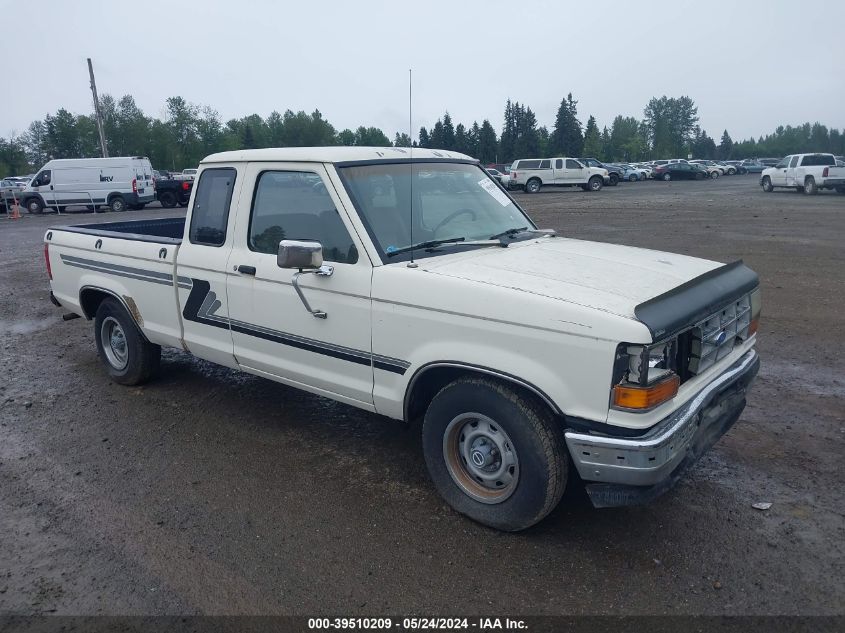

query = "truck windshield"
(339, 162), (534, 262)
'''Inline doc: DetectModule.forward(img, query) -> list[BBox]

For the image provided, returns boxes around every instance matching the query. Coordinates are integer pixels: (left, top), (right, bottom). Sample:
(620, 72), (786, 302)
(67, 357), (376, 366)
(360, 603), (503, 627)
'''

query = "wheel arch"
(79, 286), (149, 341)
(403, 361), (564, 424)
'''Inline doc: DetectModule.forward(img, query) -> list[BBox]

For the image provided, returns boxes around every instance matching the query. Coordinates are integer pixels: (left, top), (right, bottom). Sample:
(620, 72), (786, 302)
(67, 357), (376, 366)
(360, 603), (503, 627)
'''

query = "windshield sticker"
(478, 178), (511, 206)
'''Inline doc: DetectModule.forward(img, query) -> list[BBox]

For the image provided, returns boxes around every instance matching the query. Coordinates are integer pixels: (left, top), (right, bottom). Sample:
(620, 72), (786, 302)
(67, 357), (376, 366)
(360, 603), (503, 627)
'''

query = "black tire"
(804, 177), (817, 195)
(587, 176), (603, 192)
(26, 197), (44, 214)
(421, 377), (567, 531)
(761, 176), (773, 193)
(727, 167), (736, 175)
(525, 178), (541, 194)
(695, 172), (705, 180)
(94, 298), (160, 386)
(710, 171), (719, 179)
(662, 173), (671, 181)
(158, 191), (177, 208)
(109, 196), (127, 212)
(628, 173), (638, 182)
(608, 173), (619, 186)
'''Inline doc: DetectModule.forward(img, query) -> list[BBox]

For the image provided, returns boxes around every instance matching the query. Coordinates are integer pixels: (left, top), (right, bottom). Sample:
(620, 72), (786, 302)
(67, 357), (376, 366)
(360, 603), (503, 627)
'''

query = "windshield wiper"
(385, 237), (504, 258)
(488, 227), (556, 241)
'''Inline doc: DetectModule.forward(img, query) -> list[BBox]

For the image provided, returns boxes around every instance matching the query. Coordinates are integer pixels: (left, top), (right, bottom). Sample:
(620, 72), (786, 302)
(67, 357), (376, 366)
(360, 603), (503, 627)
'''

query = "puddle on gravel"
(0, 319), (54, 336)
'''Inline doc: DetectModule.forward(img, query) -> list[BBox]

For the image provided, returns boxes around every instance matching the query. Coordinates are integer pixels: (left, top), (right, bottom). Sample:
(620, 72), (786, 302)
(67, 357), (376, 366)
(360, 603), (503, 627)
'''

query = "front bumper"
(564, 349), (759, 507)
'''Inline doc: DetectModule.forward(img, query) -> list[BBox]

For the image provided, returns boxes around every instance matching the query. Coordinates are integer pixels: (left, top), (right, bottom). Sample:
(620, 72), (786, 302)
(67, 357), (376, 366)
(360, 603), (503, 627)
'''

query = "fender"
(403, 360), (564, 422)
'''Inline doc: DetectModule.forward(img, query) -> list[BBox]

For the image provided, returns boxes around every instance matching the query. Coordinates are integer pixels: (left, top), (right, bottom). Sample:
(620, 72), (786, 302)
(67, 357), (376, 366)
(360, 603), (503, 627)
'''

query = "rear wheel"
(422, 377), (567, 531)
(158, 191), (177, 208)
(525, 178), (541, 194)
(628, 173), (638, 182)
(94, 298), (160, 385)
(761, 176), (773, 192)
(804, 177), (817, 195)
(587, 176), (603, 191)
(662, 173), (672, 181)
(109, 196), (127, 212)
(727, 167), (736, 175)
(710, 171), (719, 179)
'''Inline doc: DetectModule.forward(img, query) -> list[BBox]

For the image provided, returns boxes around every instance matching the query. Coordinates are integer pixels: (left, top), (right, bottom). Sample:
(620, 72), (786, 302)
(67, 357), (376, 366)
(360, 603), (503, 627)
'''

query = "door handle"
(236, 265), (256, 275)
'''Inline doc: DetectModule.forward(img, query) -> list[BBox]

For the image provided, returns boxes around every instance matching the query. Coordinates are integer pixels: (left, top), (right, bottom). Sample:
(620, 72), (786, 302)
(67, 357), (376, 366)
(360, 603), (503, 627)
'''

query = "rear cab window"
(189, 168), (237, 246)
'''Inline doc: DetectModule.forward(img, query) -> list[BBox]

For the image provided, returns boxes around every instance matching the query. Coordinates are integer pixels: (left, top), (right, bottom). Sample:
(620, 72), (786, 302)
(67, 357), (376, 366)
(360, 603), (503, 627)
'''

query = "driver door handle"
(237, 265), (256, 275)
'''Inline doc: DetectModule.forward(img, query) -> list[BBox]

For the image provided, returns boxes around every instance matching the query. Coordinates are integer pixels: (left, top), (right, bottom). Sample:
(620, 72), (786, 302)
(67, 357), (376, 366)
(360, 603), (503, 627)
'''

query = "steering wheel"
(432, 208), (477, 237)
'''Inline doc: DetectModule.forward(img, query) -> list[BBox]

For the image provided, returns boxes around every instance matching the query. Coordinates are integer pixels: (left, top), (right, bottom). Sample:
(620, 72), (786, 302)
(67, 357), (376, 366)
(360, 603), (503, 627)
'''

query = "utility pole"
(87, 58), (108, 157)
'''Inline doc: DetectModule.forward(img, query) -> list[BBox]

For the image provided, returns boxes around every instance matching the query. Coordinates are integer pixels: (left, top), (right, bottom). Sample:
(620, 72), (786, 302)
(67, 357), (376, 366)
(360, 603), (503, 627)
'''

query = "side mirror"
(277, 239), (323, 270)
(277, 240), (333, 319)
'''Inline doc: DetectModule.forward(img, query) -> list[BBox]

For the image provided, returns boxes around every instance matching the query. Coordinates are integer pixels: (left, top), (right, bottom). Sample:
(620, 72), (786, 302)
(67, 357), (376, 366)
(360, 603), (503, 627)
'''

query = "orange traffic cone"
(9, 199), (22, 219)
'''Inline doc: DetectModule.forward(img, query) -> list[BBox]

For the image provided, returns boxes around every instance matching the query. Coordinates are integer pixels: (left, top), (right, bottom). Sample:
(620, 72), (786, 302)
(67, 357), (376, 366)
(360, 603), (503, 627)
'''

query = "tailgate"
(47, 228), (184, 348)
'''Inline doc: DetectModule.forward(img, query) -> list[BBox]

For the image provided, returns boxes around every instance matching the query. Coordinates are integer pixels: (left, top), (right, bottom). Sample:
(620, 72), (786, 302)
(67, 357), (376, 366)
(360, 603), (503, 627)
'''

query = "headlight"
(611, 339), (681, 411)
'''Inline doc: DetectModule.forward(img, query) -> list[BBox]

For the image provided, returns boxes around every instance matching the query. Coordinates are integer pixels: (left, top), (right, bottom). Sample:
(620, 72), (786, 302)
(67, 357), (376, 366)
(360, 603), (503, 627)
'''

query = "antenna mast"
(408, 68), (417, 268)
(87, 58), (109, 158)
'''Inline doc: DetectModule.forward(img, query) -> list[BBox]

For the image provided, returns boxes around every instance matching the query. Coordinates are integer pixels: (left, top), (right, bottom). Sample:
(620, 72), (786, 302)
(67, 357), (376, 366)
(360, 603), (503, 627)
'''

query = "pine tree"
(478, 119), (498, 164)
(442, 113), (455, 150)
(718, 130), (733, 159)
(454, 123), (469, 154)
(418, 127), (430, 148)
(582, 115), (602, 158)
(549, 93), (583, 157)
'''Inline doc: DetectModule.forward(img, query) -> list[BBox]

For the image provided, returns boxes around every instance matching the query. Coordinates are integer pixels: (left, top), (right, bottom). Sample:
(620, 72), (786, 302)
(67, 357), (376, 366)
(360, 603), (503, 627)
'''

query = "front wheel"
(710, 171), (719, 179)
(628, 173), (638, 182)
(422, 377), (567, 531)
(761, 176), (773, 192)
(662, 173), (672, 181)
(26, 198), (44, 214)
(608, 173), (619, 186)
(525, 178), (541, 194)
(94, 298), (161, 385)
(587, 176), (603, 191)
(804, 177), (817, 195)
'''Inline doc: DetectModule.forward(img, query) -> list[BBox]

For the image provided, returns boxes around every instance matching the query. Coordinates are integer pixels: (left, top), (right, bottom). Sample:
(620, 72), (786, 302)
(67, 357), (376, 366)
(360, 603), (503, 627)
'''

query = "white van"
(20, 156), (155, 214)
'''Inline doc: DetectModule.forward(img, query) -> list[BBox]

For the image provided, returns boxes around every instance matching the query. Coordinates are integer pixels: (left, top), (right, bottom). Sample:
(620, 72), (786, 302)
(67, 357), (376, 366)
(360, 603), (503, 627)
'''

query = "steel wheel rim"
(100, 316), (128, 370)
(443, 413), (519, 504)
(528, 181), (539, 192)
(591, 180), (600, 190)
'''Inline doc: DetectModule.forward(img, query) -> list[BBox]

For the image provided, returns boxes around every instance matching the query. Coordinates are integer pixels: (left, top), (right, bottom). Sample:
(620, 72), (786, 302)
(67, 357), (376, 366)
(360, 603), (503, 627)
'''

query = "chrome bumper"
(564, 350), (759, 506)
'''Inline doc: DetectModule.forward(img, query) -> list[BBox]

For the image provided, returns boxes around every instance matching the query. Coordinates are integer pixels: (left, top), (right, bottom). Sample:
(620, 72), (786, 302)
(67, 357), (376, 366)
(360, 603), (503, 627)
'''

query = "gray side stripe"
(60, 254), (193, 289)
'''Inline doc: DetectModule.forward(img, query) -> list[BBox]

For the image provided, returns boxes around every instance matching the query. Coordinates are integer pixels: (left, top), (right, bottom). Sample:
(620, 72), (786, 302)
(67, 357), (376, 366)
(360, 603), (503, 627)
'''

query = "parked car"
(578, 158), (623, 186)
(761, 153), (845, 194)
(155, 177), (194, 208)
(758, 158), (781, 168)
(18, 156), (155, 214)
(724, 161), (747, 175)
(44, 146), (761, 531)
(485, 168), (504, 184)
(510, 157), (608, 192)
(180, 168), (198, 180)
(615, 164), (647, 181)
(739, 160), (767, 174)
(1, 178), (26, 210)
(653, 163), (710, 181)
(689, 160), (723, 177)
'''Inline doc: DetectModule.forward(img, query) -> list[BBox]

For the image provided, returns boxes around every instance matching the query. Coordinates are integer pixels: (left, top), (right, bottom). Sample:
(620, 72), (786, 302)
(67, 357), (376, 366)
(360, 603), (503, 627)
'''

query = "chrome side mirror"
(277, 240), (334, 319)
(277, 239), (323, 270)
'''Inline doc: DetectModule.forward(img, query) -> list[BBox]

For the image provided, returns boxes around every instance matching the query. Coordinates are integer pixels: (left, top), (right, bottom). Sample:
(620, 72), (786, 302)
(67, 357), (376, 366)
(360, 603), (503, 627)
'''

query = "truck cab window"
(566, 159), (581, 169)
(789, 156), (800, 168)
(248, 171), (358, 264)
(189, 168), (236, 246)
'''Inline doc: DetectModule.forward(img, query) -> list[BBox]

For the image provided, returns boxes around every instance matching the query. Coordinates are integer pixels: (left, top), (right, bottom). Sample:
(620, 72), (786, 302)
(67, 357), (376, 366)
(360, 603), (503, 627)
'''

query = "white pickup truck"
(509, 157), (609, 193)
(760, 153), (845, 194)
(45, 147), (761, 531)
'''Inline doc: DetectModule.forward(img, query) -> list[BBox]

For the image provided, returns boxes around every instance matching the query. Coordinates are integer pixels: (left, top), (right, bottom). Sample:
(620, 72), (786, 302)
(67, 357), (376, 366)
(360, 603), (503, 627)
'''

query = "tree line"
(1, 92), (843, 177)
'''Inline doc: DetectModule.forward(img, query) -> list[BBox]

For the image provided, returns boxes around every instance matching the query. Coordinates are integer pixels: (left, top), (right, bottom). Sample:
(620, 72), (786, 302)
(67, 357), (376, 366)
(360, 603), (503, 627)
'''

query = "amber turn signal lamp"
(748, 317), (759, 337)
(613, 374), (680, 410)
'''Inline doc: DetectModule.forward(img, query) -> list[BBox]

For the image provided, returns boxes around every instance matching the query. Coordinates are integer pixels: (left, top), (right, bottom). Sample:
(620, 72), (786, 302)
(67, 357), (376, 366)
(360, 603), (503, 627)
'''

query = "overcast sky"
(2, 0), (843, 142)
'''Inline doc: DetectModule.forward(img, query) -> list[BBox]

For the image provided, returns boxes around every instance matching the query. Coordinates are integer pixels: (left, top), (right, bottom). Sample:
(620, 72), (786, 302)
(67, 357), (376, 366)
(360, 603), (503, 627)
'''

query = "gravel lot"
(1, 176), (843, 616)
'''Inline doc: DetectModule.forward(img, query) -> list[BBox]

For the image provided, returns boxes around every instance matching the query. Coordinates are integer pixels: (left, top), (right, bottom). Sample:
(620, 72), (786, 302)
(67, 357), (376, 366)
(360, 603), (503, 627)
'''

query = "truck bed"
(54, 217), (185, 244)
